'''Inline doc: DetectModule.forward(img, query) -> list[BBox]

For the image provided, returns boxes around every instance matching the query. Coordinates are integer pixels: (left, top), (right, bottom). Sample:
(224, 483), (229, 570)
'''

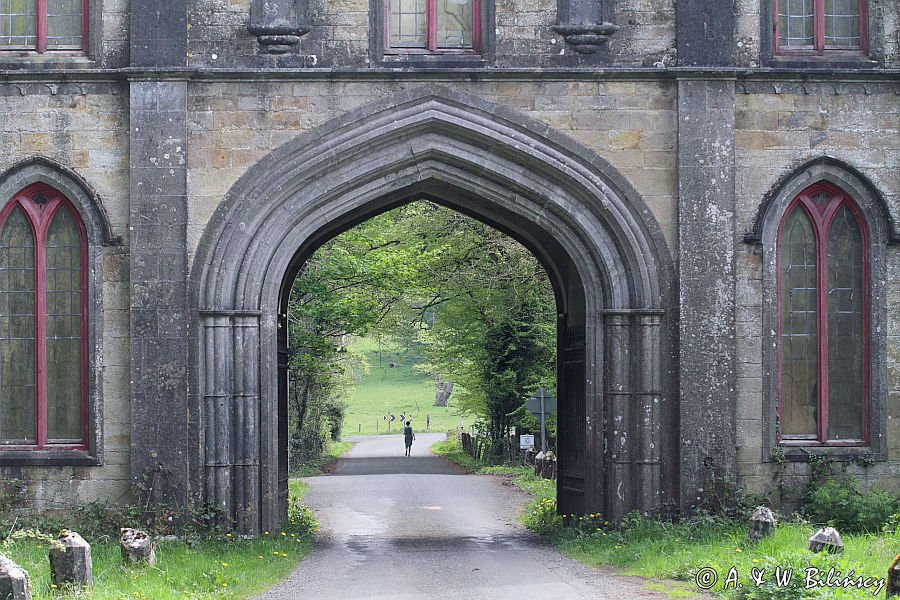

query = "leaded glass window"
(386, 0), (479, 52)
(777, 183), (868, 445)
(776, 0), (865, 53)
(0, 0), (86, 52)
(0, 184), (87, 449)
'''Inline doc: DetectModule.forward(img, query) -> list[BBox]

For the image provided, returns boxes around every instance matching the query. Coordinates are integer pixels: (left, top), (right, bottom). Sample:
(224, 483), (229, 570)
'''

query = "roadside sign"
(520, 434), (535, 448)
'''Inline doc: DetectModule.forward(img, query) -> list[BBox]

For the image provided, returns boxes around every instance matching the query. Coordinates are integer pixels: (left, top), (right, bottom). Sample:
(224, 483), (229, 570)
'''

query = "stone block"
(749, 506), (777, 542)
(807, 527), (844, 554)
(49, 531), (93, 588)
(0, 555), (31, 600)
(120, 529), (156, 566)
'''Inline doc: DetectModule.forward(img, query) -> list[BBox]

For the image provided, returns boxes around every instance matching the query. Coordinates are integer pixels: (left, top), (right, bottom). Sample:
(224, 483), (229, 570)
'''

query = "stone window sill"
(0, 449), (99, 467)
(776, 445), (877, 463)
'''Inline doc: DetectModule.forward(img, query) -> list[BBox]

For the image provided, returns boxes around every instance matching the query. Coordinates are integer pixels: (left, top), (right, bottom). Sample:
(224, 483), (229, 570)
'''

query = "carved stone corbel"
(249, 0), (310, 54)
(552, 0), (618, 54)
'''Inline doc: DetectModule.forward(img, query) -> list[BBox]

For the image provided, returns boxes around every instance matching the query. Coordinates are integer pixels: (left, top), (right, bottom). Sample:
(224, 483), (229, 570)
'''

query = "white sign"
(520, 434), (535, 448)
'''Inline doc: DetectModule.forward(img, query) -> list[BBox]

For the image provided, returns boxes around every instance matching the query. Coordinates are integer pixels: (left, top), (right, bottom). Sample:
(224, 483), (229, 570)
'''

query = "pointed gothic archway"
(190, 87), (677, 534)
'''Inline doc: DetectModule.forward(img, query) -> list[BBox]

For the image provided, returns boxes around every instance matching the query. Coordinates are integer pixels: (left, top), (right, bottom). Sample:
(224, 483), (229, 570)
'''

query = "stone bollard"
(542, 451), (556, 480)
(49, 531), (93, 588)
(534, 451), (545, 477)
(806, 526), (844, 554)
(749, 506), (777, 542)
(887, 554), (900, 597)
(0, 554), (32, 600)
(120, 528), (156, 567)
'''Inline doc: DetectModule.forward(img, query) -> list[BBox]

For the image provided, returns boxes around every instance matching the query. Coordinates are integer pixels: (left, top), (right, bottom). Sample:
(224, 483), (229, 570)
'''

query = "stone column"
(249, 0), (310, 54)
(232, 314), (261, 536)
(604, 313), (633, 523)
(677, 78), (737, 511)
(635, 314), (663, 513)
(676, 0), (735, 66)
(129, 0), (190, 520)
(201, 313), (233, 525)
(553, 0), (618, 54)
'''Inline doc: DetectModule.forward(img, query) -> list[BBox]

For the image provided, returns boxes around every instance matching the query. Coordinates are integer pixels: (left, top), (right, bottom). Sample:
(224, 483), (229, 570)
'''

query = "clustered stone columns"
(604, 311), (664, 522)
(552, 0), (619, 53)
(249, 0), (310, 54)
(201, 311), (262, 535)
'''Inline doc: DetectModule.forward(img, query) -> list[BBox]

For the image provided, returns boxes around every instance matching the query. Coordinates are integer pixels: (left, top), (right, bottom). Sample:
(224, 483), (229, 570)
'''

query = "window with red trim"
(775, 0), (867, 54)
(385, 0), (481, 53)
(777, 182), (869, 445)
(0, 183), (88, 449)
(0, 0), (88, 53)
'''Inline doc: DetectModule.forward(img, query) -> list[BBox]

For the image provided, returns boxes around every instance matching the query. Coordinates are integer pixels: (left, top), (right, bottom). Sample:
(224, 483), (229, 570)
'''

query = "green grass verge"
(435, 436), (898, 599)
(289, 440), (353, 478)
(343, 339), (467, 436)
(1, 489), (315, 599)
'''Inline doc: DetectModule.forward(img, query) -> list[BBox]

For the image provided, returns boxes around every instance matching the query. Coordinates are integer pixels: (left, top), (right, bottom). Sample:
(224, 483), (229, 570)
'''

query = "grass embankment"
(289, 440), (353, 477)
(1, 485), (316, 599)
(434, 436), (899, 599)
(343, 337), (465, 435)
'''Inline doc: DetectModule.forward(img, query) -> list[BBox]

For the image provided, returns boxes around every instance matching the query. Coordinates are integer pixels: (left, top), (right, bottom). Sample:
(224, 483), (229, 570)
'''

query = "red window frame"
(1, 0), (89, 54)
(384, 0), (482, 54)
(775, 182), (870, 447)
(773, 0), (868, 55)
(0, 183), (89, 450)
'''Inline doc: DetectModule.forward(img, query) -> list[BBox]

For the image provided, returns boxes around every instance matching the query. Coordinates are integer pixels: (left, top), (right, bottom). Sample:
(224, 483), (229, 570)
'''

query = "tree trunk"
(434, 378), (453, 406)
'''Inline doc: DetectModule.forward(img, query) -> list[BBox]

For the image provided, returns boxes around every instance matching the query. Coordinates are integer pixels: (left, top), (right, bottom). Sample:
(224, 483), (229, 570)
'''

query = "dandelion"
(221, 562), (228, 567)
(281, 552), (287, 556)
(734, 548), (743, 553)
(752, 559), (759, 564)
(273, 551), (279, 555)
(226, 533), (232, 537)
(291, 533), (296, 537)
(258, 555), (264, 559)
(223, 583), (228, 587)
(281, 532), (287, 536)
(51, 584), (58, 589)
(264, 531), (270, 535)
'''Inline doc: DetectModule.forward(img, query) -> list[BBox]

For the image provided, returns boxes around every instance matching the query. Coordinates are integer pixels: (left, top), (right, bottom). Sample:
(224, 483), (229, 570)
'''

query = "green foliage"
(524, 498), (563, 535)
(285, 496), (318, 537)
(286, 199), (557, 461)
(803, 478), (900, 533)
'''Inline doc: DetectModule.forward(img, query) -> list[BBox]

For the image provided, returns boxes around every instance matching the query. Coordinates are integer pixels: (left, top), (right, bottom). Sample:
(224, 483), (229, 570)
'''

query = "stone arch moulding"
(750, 156), (893, 464)
(0, 156), (116, 467)
(190, 86), (678, 534)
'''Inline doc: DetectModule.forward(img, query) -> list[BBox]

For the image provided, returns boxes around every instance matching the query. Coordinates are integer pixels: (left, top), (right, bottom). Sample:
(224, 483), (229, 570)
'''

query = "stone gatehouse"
(0, 0), (897, 534)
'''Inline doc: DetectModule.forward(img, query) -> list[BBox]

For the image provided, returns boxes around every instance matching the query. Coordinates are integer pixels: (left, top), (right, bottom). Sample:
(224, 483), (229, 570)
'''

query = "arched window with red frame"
(0, 182), (88, 449)
(777, 181), (869, 445)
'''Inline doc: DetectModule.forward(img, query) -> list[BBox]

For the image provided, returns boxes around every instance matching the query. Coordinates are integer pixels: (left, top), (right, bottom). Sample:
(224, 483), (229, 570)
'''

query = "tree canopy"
(286, 200), (556, 466)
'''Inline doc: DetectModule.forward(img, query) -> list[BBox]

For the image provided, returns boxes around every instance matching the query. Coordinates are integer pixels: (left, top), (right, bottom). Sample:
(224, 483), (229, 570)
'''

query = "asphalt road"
(259, 434), (671, 599)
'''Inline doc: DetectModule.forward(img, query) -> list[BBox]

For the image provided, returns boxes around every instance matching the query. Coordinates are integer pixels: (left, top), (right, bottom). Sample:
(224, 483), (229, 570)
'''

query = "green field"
(342, 338), (468, 435)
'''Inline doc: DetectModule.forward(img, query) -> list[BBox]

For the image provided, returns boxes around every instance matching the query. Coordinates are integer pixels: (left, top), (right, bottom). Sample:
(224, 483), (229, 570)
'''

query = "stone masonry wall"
(187, 0), (675, 68)
(734, 82), (900, 499)
(185, 78), (678, 265)
(0, 83), (131, 509)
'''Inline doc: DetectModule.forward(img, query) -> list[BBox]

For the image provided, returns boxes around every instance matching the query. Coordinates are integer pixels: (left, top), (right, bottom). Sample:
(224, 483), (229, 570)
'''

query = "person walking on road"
(403, 421), (415, 456)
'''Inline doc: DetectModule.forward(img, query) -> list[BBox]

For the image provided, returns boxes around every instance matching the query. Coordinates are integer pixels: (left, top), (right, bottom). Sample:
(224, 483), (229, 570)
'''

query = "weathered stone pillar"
(604, 313), (633, 523)
(129, 0), (190, 518)
(553, 0), (618, 54)
(232, 314), (261, 536)
(604, 311), (665, 521)
(0, 555), (31, 600)
(635, 313), (663, 513)
(676, 0), (735, 66)
(249, 0), (310, 54)
(201, 313), (233, 526)
(677, 77), (737, 512)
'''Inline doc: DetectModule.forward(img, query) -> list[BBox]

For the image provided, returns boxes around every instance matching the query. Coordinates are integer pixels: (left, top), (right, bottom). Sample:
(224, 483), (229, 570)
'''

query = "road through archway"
(259, 436), (670, 599)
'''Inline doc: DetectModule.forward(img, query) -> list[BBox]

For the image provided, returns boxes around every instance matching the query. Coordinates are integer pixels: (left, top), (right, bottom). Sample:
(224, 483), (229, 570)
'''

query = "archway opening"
(275, 187), (589, 521)
(192, 90), (675, 535)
